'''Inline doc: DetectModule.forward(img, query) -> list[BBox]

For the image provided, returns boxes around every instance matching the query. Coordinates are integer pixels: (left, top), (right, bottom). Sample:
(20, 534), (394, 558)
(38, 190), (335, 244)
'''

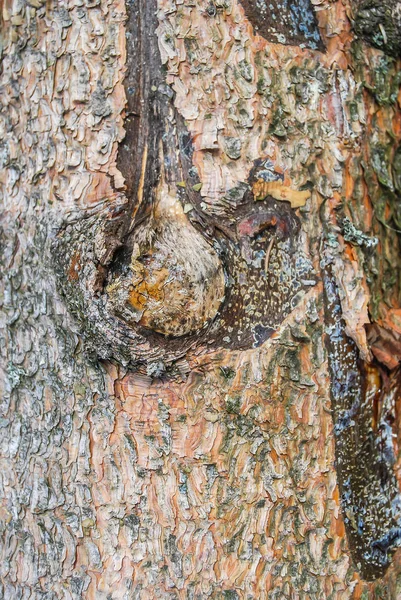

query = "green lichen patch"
(353, 0), (401, 58)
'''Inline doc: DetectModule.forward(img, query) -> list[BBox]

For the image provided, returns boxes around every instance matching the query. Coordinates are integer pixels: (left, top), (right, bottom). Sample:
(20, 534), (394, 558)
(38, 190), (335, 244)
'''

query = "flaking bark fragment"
(238, 0), (324, 50)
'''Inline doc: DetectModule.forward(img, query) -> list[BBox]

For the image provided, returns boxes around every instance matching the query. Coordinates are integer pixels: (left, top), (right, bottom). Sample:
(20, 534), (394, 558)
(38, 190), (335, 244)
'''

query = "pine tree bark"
(1, 0), (401, 598)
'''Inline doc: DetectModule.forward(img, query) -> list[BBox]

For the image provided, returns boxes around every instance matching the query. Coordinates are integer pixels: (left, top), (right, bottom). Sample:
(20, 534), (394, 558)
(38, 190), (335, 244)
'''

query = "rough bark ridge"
(1, 0), (401, 599)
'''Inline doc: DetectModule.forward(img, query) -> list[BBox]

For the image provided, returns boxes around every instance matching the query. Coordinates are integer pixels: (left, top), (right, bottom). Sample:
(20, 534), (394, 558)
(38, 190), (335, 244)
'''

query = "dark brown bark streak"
(117, 0), (179, 212)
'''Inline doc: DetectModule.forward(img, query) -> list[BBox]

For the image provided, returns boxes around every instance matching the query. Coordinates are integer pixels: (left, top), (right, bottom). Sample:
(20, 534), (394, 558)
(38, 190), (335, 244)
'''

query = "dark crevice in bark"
(117, 0), (181, 214)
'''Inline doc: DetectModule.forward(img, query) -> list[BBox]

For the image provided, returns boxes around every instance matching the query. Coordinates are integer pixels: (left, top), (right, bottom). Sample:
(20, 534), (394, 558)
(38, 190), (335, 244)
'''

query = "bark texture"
(1, 0), (401, 599)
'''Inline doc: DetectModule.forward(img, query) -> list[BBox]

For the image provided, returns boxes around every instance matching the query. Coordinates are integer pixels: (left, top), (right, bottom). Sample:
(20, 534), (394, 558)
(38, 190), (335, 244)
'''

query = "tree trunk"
(1, 0), (401, 598)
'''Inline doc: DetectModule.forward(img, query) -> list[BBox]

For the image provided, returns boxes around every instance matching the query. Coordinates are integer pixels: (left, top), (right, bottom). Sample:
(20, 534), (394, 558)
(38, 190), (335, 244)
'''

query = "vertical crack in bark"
(323, 248), (401, 580)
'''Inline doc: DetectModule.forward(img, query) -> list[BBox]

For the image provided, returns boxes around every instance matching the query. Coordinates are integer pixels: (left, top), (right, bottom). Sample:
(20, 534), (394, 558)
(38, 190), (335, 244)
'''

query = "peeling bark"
(1, 0), (401, 598)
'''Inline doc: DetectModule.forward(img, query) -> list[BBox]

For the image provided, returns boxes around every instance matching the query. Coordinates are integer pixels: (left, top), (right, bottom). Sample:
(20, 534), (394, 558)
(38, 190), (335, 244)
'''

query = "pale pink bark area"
(90, 300), (352, 598)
